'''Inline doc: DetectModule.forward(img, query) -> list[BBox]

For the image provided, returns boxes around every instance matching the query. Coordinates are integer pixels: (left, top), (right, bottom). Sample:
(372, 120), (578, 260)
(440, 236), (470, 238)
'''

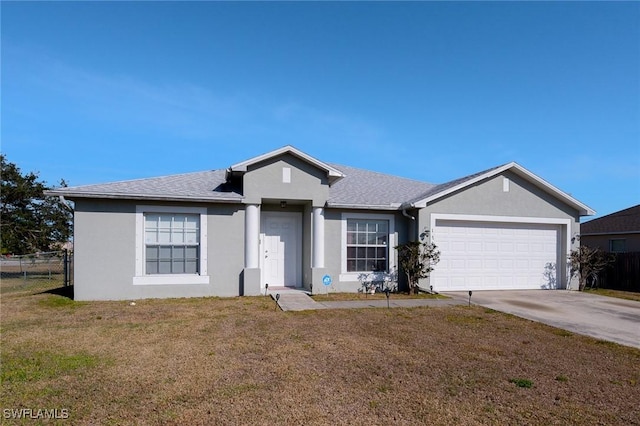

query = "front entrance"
(261, 212), (302, 288)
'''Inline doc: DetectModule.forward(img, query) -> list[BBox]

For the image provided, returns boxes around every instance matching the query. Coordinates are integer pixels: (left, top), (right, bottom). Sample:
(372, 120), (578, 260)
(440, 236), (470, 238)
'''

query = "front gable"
(227, 146), (345, 206)
(411, 162), (594, 217)
(425, 170), (582, 219)
(242, 153), (331, 205)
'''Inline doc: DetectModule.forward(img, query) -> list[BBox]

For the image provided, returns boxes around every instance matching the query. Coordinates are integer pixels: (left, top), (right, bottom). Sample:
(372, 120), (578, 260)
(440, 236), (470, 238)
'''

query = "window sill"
(133, 275), (210, 286)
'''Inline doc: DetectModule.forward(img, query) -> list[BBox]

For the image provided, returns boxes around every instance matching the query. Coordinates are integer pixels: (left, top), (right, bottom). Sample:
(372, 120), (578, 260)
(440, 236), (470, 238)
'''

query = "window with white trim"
(134, 205), (208, 286)
(346, 219), (390, 272)
(144, 213), (200, 274)
(340, 213), (395, 281)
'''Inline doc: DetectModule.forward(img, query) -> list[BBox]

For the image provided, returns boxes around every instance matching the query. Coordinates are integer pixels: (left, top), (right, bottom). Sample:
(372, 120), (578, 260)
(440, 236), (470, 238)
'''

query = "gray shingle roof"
(407, 163), (506, 205)
(581, 204), (640, 234)
(50, 170), (242, 203)
(50, 163), (438, 208)
(50, 155), (589, 215)
(327, 164), (436, 208)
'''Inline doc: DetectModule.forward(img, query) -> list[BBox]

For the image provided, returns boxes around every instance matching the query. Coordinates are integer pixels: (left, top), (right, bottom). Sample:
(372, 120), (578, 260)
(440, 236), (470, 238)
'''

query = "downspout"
(401, 207), (415, 221)
(58, 196), (74, 212)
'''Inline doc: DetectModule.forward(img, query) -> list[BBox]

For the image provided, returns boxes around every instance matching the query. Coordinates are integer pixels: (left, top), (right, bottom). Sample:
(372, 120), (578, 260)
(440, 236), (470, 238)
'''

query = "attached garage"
(430, 216), (569, 291)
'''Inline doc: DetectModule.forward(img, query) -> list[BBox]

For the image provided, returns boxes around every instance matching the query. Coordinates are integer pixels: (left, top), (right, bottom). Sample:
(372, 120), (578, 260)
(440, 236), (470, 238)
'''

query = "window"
(347, 219), (389, 272)
(340, 213), (395, 282)
(134, 206), (208, 285)
(610, 239), (626, 253)
(144, 214), (199, 274)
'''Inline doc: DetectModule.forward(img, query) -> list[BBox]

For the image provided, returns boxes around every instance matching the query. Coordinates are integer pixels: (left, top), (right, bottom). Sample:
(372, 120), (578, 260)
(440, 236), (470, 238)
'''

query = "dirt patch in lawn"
(312, 292), (448, 302)
(1, 287), (638, 425)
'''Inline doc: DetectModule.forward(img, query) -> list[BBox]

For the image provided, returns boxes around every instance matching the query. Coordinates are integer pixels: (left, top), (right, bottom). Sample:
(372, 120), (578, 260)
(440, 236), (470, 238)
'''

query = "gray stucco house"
(49, 146), (594, 301)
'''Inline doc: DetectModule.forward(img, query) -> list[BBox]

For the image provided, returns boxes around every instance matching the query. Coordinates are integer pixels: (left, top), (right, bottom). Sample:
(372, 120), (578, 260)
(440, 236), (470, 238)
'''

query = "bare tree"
(396, 230), (440, 294)
(569, 245), (615, 291)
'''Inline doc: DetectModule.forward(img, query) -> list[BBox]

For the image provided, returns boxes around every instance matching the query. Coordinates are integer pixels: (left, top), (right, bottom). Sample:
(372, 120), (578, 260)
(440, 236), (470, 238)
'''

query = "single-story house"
(48, 146), (594, 301)
(580, 204), (640, 253)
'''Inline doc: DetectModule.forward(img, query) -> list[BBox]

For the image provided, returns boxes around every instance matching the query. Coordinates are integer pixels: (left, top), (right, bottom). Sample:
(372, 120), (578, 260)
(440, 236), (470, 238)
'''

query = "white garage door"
(431, 220), (561, 291)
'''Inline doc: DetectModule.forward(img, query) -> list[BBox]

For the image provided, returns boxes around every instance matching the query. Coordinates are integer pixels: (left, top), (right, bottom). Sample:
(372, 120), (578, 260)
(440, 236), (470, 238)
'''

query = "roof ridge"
(328, 162), (436, 186)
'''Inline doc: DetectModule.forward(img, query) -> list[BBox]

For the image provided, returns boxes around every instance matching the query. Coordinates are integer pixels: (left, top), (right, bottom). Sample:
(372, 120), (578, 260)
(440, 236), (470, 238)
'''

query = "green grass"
(509, 378), (534, 388)
(1, 350), (100, 383)
(583, 288), (640, 302)
(37, 295), (83, 308)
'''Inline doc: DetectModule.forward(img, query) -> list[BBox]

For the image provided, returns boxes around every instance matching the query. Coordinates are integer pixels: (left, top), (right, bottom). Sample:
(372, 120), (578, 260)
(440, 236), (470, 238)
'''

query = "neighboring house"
(580, 204), (640, 253)
(48, 146), (594, 301)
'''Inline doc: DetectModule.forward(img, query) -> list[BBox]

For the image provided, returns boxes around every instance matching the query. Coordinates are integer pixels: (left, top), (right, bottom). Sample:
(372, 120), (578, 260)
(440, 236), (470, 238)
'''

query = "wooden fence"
(598, 252), (640, 292)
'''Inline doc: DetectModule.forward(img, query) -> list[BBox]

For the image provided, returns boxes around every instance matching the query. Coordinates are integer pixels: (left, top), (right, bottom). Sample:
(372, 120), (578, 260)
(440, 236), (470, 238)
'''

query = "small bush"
(509, 378), (534, 388)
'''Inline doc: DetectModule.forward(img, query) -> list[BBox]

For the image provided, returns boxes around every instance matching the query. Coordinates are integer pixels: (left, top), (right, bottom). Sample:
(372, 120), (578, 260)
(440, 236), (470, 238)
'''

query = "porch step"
(271, 292), (326, 311)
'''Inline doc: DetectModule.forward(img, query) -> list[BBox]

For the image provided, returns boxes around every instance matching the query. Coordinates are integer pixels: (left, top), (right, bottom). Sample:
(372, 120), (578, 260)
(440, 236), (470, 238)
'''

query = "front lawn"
(1, 286), (638, 425)
(583, 288), (640, 302)
(311, 291), (448, 302)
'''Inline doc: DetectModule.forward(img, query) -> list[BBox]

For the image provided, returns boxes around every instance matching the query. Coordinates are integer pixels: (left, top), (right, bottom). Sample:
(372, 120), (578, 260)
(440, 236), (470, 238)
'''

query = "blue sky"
(2, 2), (638, 220)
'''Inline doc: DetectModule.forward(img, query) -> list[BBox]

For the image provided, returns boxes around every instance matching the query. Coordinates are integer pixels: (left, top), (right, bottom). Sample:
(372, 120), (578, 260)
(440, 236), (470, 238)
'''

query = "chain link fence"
(0, 251), (72, 294)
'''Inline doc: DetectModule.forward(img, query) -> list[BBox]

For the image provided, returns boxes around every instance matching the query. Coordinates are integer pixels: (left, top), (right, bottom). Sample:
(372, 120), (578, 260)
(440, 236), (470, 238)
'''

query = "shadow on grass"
(38, 285), (75, 300)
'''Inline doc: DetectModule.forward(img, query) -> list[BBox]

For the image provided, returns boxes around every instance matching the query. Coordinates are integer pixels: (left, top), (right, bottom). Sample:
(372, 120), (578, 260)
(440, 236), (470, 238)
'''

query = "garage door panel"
(484, 259), (499, 269)
(432, 220), (560, 291)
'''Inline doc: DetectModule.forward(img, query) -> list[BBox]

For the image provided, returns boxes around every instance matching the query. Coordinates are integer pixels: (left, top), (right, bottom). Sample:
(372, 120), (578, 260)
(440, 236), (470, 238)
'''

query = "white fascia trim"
(229, 145), (345, 178)
(47, 191), (241, 203)
(508, 163), (596, 216)
(327, 203), (401, 211)
(429, 213), (573, 265)
(134, 205), (209, 285)
(413, 162), (596, 216)
(339, 212), (396, 282)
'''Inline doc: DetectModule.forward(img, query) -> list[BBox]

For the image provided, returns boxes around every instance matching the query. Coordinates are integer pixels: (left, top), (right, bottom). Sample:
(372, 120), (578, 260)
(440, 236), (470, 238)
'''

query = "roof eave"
(44, 190), (242, 204)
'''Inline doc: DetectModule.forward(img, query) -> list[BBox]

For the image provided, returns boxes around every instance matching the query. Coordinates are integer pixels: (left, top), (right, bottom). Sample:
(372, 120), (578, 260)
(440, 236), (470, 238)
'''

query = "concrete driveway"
(443, 290), (640, 349)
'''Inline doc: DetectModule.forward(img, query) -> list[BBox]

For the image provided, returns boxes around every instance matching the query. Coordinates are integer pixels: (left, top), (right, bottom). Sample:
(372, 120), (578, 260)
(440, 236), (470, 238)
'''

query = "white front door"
(261, 212), (302, 288)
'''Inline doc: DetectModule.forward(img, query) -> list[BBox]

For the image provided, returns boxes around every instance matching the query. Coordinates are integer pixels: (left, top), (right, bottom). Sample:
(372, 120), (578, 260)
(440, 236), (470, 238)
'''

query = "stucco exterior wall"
(243, 154), (329, 206)
(243, 155), (329, 207)
(73, 199), (246, 300)
(73, 200), (136, 301)
(320, 209), (410, 293)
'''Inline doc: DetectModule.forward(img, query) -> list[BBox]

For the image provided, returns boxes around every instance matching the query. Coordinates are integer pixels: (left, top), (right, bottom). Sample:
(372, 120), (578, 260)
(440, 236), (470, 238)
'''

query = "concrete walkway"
(272, 292), (328, 311)
(270, 290), (462, 312)
(444, 290), (640, 349)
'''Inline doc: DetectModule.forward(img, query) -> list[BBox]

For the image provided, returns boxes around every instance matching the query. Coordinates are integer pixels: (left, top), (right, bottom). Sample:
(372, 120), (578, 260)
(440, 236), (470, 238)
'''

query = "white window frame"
(133, 205), (209, 285)
(340, 212), (395, 282)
